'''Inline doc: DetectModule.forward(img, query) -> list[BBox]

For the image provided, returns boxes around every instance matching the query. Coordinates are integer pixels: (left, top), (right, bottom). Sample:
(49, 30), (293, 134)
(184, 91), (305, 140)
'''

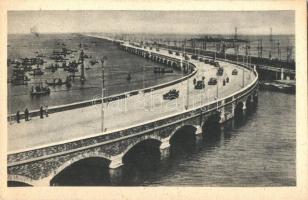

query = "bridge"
(7, 38), (259, 186)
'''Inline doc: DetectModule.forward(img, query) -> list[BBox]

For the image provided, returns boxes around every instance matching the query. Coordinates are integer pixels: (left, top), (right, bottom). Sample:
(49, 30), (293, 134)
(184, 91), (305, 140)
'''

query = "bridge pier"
(160, 139), (170, 161)
(280, 68), (284, 80)
(195, 125), (203, 146)
(219, 100), (226, 123)
(109, 155), (123, 169)
(109, 166), (123, 185)
(108, 155), (124, 185)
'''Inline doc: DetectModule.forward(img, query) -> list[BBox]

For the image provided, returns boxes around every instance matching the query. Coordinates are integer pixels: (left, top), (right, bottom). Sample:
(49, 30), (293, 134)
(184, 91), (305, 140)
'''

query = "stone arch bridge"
(7, 41), (259, 186)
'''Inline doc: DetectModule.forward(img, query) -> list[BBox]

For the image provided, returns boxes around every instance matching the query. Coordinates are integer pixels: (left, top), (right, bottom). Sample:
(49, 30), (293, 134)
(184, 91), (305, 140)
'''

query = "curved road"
(8, 45), (255, 152)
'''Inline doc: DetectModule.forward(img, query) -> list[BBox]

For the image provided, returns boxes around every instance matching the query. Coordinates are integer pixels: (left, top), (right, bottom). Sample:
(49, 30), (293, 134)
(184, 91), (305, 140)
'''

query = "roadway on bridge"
(8, 46), (255, 153)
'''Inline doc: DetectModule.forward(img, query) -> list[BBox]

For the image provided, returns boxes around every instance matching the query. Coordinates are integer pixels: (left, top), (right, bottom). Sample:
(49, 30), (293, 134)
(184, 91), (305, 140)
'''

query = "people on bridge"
(40, 106), (44, 119)
(16, 110), (20, 123)
(45, 105), (49, 117)
(24, 108), (29, 121)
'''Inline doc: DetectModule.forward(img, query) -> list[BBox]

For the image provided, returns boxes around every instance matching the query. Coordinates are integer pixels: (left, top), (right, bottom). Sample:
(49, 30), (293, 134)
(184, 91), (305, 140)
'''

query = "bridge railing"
(8, 49), (258, 166)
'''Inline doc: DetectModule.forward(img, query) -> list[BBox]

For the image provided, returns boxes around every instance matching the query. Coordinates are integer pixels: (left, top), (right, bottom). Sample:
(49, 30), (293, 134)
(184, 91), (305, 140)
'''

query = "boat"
(127, 73), (132, 81)
(153, 67), (173, 73)
(259, 81), (295, 94)
(30, 67), (44, 76)
(30, 85), (50, 96)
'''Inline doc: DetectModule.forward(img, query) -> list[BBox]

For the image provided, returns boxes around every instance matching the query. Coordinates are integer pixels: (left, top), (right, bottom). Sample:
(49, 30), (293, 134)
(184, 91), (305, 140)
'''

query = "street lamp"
(100, 58), (106, 132)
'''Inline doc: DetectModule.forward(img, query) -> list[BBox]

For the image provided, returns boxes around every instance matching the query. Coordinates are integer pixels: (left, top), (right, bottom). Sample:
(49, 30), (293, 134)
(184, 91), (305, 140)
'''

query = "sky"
(8, 10), (295, 35)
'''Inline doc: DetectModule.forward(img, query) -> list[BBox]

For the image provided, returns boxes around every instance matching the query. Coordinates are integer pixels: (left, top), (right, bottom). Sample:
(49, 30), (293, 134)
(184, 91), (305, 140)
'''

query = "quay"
(7, 37), (259, 186)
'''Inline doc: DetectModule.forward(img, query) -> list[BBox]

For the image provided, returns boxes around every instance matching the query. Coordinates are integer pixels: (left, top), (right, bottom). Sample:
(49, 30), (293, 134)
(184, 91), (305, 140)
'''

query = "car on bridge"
(209, 60), (215, 65)
(217, 67), (224, 76)
(184, 54), (190, 60)
(163, 89), (179, 100)
(214, 61), (220, 67)
(191, 55), (198, 60)
(204, 59), (210, 64)
(194, 80), (205, 89)
(199, 57), (204, 62)
(175, 52), (180, 56)
(169, 50), (173, 54)
(208, 77), (217, 85)
(232, 69), (238, 75)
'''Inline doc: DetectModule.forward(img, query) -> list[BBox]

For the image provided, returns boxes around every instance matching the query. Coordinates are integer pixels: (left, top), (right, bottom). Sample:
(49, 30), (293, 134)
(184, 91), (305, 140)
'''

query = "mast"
(269, 27), (273, 59)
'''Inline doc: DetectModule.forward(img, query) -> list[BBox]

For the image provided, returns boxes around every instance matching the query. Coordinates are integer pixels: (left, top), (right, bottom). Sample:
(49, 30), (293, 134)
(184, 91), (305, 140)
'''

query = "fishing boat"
(30, 69), (44, 76)
(153, 67), (173, 73)
(30, 85), (50, 96)
(127, 73), (132, 81)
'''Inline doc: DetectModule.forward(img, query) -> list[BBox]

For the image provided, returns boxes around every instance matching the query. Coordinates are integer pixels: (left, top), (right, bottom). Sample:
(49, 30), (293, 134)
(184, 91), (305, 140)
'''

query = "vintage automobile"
(191, 55), (198, 60)
(217, 67), (224, 76)
(163, 89), (179, 100)
(209, 60), (215, 65)
(232, 69), (238, 75)
(214, 61), (220, 68)
(199, 57), (204, 62)
(194, 80), (205, 89)
(204, 59), (210, 64)
(175, 52), (180, 56)
(184, 54), (190, 60)
(208, 77), (218, 85)
(168, 50), (173, 54)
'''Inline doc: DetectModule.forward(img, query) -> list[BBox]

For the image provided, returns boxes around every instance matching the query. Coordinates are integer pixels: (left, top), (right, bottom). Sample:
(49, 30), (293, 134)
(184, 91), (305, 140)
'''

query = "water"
(122, 91), (295, 186)
(7, 34), (184, 113)
(51, 91), (295, 186)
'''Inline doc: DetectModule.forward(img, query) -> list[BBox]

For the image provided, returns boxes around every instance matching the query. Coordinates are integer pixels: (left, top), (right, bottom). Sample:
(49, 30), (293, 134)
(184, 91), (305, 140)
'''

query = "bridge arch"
(202, 112), (221, 135)
(168, 124), (199, 155)
(122, 137), (162, 169)
(8, 174), (34, 187)
(121, 136), (163, 158)
(245, 96), (253, 112)
(167, 60), (172, 67)
(48, 151), (111, 185)
(45, 152), (110, 186)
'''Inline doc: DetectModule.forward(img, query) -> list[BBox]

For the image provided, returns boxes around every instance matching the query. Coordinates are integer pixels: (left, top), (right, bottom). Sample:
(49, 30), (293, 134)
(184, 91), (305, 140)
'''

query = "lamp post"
(100, 58), (105, 132)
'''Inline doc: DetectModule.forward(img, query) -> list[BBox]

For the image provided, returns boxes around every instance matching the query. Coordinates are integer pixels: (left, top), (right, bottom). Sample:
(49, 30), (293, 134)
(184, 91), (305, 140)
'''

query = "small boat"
(30, 85), (50, 96)
(30, 68), (44, 76)
(127, 73), (132, 81)
(154, 67), (173, 73)
(259, 81), (295, 94)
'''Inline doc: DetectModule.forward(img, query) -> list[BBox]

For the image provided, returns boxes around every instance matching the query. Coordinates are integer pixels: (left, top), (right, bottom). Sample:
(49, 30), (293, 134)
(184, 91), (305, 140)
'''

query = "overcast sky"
(8, 10), (295, 35)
